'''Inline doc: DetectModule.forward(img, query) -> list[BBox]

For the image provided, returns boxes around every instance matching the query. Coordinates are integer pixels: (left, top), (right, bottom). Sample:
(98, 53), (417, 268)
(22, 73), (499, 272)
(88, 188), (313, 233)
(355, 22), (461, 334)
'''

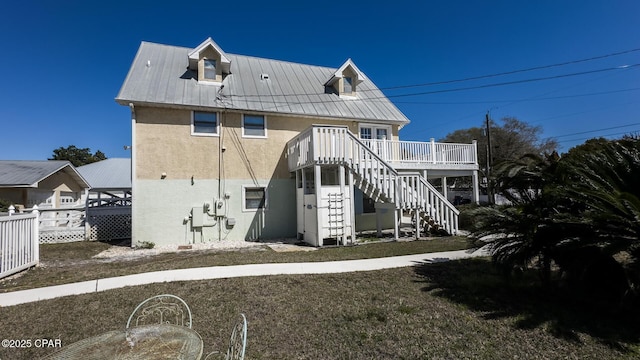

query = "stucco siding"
(132, 105), (401, 246)
(134, 106), (398, 181)
(132, 178), (296, 246)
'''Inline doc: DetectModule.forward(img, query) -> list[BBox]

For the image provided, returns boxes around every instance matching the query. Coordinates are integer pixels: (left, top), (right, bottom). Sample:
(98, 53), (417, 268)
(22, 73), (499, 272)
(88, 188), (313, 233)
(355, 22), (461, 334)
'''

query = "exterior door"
(359, 125), (390, 159)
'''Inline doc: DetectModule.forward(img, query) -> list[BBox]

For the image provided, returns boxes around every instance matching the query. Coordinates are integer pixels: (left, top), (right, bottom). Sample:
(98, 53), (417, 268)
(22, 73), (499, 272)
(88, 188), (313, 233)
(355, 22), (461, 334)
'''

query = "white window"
(243, 186), (266, 211)
(359, 125), (390, 140)
(360, 127), (372, 140)
(242, 114), (267, 138)
(60, 192), (78, 205)
(192, 111), (219, 136)
(343, 76), (353, 93)
(203, 59), (216, 80)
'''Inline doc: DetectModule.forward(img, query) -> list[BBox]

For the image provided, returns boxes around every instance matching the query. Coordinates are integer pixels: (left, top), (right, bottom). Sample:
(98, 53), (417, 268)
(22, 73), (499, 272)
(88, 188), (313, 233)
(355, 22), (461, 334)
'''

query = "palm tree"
(470, 153), (567, 286)
(561, 139), (640, 301)
(471, 138), (640, 301)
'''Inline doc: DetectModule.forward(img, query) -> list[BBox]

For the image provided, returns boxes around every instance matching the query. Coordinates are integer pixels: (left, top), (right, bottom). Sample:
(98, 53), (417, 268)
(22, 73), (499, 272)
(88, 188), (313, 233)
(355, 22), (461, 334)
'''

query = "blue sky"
(1, 0), (638, 160)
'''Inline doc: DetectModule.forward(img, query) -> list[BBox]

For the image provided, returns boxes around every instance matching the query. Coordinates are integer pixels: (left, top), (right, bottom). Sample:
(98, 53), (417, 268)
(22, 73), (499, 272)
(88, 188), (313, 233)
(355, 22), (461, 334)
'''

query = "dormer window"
(325, 58), (366, 99)
(203, 59), (217, 80)
(188, 38), (231, 85)
(343, 76), (353, 94)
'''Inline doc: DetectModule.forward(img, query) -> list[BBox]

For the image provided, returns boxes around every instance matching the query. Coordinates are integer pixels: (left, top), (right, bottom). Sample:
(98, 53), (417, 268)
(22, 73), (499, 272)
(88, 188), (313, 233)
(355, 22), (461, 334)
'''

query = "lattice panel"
(88, 213), (131, 241)
(40, 228), (85, 244)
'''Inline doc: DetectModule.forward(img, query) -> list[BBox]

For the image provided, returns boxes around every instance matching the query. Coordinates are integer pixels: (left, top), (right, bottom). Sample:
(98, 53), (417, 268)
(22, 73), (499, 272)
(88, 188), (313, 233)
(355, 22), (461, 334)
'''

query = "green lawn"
(1, 239), (639, 359)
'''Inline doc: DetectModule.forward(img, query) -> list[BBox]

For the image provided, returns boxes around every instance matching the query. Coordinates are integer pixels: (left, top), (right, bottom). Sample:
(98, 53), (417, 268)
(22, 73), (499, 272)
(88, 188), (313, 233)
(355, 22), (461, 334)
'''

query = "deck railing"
(288, 128), (478, 170)
(361, 138), (478, 165)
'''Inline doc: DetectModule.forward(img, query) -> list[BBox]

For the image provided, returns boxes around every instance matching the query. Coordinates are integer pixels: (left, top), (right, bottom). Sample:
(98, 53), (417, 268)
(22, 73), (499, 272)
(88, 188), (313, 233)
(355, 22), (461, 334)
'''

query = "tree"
(470, 137), (640, 303)
(441, 116), (558, 174)
(470, 152), (571, 286)
(441, 117), (558, 202)
(49, 145), (107, 167)
(561, 138), (640, 301)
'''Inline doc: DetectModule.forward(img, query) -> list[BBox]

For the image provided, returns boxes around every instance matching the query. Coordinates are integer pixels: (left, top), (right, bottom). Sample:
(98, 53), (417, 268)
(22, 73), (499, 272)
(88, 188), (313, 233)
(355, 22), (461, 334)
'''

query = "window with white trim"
(359, 125), (390, 140)
(192, 111), (218, 136)
(242, 114), (266, 138)
(360, 127), (372, 140)
(243, 186), (266, 211)
(60, 192), (79, 205)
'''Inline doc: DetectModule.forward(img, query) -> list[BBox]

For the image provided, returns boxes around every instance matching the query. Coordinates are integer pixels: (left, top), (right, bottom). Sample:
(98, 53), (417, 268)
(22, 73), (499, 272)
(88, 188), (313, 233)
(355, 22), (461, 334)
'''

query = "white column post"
(339, 165), (347, 246)
(415, 207), (421, 240)
(472, 170), (480, 205)
(348, 170), (356, 244)
(129, 103), (137, 248)
(314, 165), (323, 247)
(8, 205), (15, 216)
(430, 138), (436, 164)
(442, 176), (448, 200)
(32, 205), (40, 261)
(393, 208), (399, 240)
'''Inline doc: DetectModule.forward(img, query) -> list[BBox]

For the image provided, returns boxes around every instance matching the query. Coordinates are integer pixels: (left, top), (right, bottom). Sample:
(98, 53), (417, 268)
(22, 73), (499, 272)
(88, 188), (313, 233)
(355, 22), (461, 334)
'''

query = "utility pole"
(485, 112), (494, 205)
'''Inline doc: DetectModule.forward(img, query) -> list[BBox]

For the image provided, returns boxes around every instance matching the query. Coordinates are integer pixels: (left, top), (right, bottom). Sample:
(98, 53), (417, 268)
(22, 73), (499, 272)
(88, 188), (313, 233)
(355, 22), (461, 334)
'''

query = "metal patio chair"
(126, 294), (193, 329)
(205, 313), (247, 360)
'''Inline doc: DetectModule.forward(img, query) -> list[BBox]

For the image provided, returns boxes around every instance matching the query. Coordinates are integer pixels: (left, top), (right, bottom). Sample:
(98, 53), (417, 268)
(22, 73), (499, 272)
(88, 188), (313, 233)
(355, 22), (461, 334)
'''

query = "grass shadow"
(414, 257), (640, 351)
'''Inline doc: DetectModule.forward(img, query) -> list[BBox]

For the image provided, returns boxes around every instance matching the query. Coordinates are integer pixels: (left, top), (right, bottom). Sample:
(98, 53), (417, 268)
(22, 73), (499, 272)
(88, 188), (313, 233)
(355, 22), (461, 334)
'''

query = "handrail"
(287, 125), (460, 234)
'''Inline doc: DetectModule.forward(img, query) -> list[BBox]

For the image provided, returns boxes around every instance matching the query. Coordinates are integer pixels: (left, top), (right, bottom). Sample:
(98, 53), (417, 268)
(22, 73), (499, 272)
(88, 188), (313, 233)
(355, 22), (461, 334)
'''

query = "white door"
(359, 125), (390, 159)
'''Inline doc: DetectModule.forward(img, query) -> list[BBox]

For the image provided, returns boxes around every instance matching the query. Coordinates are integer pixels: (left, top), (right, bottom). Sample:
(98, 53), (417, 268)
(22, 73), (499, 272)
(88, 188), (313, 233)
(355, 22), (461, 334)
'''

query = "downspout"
(218, 110), (224, 242)
(217, 84), (227, 242)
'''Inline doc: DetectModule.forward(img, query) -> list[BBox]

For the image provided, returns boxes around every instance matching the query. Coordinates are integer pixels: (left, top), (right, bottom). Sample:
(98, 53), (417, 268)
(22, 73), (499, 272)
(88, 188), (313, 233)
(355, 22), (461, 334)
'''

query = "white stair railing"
(397, 173), (459, 234)
(287, 125), (459, 234)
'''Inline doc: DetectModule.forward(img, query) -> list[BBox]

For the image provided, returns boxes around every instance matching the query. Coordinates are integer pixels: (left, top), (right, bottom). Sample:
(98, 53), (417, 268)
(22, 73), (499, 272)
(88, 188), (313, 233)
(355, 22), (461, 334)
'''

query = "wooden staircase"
(288, 125), (459, 237)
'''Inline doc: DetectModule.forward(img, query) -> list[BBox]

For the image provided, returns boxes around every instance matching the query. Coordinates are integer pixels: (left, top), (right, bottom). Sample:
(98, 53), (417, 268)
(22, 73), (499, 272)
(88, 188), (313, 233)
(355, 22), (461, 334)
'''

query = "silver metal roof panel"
(116, 41), (409, 124)
(77, 158), (131, 190)
(0, 161), (88, 188)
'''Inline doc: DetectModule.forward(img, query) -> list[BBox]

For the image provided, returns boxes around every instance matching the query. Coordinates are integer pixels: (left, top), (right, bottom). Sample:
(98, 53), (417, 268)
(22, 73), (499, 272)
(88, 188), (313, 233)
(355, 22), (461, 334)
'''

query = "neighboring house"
(0, 160), (89, 210)
(116, 37), (479, 247)
(77, 158), (132, 241)
(77, 158), (132, 206)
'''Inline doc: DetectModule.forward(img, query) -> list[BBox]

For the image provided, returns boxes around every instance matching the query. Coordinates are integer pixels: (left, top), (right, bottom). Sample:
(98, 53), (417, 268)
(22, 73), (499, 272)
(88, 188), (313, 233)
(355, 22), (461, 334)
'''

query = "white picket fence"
(0, 207), (39, 279)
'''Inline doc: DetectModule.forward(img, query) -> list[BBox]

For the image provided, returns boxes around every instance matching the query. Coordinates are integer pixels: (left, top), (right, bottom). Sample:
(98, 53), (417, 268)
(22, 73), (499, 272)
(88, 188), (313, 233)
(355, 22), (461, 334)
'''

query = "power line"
(556, 129), (640, 145)
(226, 63), (640, 103)
(543, 122), (640, 141)
(378, 47), (640, 91)
(385, 64), (640, 99)
(393, 87), (640, 105)
(227, 46), (640, 99)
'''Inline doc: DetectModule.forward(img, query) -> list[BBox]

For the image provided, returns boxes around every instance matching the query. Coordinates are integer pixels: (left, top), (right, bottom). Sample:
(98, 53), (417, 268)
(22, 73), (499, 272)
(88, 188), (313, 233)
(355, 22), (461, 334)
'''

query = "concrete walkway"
(0, 249), (487, 307)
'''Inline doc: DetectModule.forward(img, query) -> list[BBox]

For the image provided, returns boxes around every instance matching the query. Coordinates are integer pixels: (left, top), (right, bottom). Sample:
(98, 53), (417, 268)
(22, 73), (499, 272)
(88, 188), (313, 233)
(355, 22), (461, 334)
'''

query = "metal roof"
(0, 160), (89, 188)
(77, 158), (131, 190)
(116, 41), (410, 125)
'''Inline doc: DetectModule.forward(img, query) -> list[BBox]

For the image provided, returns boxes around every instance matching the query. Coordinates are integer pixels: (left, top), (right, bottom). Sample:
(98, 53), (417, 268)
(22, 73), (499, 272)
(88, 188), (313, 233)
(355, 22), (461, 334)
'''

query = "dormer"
(188, 38), (231, 84)
(325, 59), (366, 98)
